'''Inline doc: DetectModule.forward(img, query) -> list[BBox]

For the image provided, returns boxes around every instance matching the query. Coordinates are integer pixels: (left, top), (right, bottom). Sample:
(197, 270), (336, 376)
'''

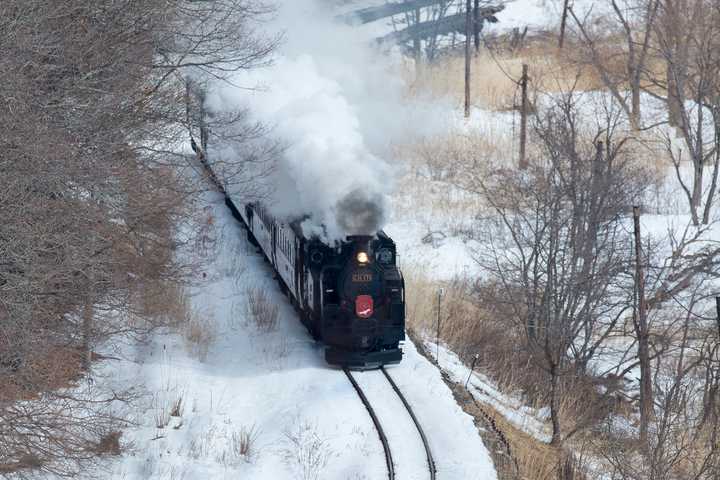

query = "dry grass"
(491, 410), (562, 480)
(403, 266), (522, 391)
(141, 280), (218, 361)
(183, 311), (216, 361)
(224, 425), (260, 464)
(94, 431), (122, 456)
(169, 393), (184, 418)
(245, 287), (279, 333)
(0, 346), (85, 402)
(129, 280), (192, 330)
(402, 43), (605, 111)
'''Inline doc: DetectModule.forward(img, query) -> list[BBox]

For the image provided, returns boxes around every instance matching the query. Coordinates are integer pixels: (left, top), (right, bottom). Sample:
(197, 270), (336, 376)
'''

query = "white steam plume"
(206, 0), (444, 242)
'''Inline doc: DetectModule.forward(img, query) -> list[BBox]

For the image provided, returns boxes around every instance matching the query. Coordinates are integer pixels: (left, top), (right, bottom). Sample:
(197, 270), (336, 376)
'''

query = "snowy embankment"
(85, 187), (496, 480)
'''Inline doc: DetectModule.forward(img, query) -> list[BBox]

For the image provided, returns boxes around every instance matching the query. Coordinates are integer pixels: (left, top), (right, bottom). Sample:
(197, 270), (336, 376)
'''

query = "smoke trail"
(205, 0), (445, 242)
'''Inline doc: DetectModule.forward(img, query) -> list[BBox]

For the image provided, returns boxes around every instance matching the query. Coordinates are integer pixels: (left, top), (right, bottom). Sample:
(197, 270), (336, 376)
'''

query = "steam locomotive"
(193, 139), (405, 368)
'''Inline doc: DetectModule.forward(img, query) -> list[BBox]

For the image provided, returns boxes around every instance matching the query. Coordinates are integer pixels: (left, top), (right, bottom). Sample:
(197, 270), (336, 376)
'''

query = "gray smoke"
(335, 188), (387, 236)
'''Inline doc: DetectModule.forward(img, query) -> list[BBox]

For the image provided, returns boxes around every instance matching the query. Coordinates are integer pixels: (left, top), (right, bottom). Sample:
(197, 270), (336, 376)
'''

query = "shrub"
(281, 418), (333, 480)
(245, 287), (279, 333)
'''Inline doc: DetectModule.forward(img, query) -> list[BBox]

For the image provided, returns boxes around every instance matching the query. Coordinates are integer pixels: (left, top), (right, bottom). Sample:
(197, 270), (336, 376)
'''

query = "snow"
(385, 219), (479, 281)
(76, 186), (497, 480)
(488, 0), (600, 34)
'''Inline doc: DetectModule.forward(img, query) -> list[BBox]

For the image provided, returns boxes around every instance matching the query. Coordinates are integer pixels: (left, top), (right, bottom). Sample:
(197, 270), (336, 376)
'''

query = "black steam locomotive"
(189, 95), (405, 367)
(225, 200), (405, 368)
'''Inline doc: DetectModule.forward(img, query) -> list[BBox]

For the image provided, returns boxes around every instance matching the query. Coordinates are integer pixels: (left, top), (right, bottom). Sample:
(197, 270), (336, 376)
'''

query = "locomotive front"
(322, 234), (405, 368)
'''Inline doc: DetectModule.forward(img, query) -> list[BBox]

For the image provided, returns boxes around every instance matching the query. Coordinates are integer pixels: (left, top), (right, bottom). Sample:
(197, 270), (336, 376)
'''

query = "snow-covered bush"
(281, 418), (333, 480)
(245, 287), (280, 333)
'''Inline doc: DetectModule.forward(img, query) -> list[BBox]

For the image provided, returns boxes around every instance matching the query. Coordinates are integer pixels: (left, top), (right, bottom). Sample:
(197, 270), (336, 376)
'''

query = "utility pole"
(413, 7), (422, 67)
(473, 0), (481, 52)
(559, 0), (570, 49)
(716, 296), (720, 339)
(633, 206), (652, 446)
(519, 64), (529, 170)
(464, 0), (472, 118)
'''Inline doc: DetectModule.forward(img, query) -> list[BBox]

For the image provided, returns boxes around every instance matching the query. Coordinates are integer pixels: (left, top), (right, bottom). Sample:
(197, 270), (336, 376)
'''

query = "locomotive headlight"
(357, 252), (369, 264)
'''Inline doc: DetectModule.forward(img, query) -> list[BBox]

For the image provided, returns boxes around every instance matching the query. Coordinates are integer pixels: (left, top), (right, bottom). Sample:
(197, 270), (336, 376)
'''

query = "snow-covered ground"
(85, 187), (497, 480)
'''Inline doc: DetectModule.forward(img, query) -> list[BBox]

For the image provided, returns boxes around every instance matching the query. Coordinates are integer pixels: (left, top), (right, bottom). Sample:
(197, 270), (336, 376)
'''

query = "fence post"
(465, 353), (479, 389)
(436, 288), (444, 363)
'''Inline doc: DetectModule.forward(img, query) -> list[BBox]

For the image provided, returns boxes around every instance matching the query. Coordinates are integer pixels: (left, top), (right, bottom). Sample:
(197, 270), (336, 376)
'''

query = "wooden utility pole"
(519, 64), (529, 169)
(716, 296), (720, 339)
(633, 206), (653, 446)
(413, 7), (422, 65)
(559, 0), (570, 48)
(464, 0), (472, 118)
(473, 0), (481, 52)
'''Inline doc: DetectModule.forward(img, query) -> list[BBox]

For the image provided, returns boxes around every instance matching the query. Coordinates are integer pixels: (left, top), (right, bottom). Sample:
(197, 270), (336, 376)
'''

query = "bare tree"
(0, 0), (277, 476)
(467, 92), (648, 445)
(649, 0), (720, 225)
(570, 0), (659, 131)
(596, 289), (720, 479)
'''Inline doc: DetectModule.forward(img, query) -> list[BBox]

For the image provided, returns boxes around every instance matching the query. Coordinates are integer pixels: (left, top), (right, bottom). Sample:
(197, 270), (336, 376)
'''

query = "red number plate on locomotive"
(355, 295), (374, 318)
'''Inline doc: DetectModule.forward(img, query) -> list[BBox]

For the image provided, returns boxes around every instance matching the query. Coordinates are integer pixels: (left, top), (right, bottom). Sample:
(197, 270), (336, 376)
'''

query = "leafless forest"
(0, 1), (276, 476)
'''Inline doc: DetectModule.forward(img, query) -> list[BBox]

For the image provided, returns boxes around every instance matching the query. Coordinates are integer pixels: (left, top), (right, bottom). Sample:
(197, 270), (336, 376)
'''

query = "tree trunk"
(631, 83), (641, 131)
(550, 361), (562, 445)
(464, 0), (471, 118)
(702, 121), (720, 224)
(559, 0), (570, 49)
(692, 159), (703, 212)
(633, 206), (653, 446)
(82, 302), (93, 370)
(667, 63), (682, 128)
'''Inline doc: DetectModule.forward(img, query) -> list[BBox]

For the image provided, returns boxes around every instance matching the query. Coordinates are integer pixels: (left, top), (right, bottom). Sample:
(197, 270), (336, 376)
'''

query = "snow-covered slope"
(87, 187), (496, 479)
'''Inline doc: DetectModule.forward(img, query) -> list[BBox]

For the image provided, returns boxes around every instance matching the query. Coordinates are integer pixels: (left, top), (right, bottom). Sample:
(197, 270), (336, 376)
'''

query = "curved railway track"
(344, 367), (436, 480)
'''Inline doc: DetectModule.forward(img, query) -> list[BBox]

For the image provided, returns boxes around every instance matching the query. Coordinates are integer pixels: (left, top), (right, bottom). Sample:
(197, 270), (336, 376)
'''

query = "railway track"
(344, 367), (436, 480)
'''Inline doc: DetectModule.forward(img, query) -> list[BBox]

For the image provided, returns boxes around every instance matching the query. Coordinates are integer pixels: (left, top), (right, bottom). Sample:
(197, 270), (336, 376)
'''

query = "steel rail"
(344, 368), (395, 480)
(381, 367), (437, 480)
